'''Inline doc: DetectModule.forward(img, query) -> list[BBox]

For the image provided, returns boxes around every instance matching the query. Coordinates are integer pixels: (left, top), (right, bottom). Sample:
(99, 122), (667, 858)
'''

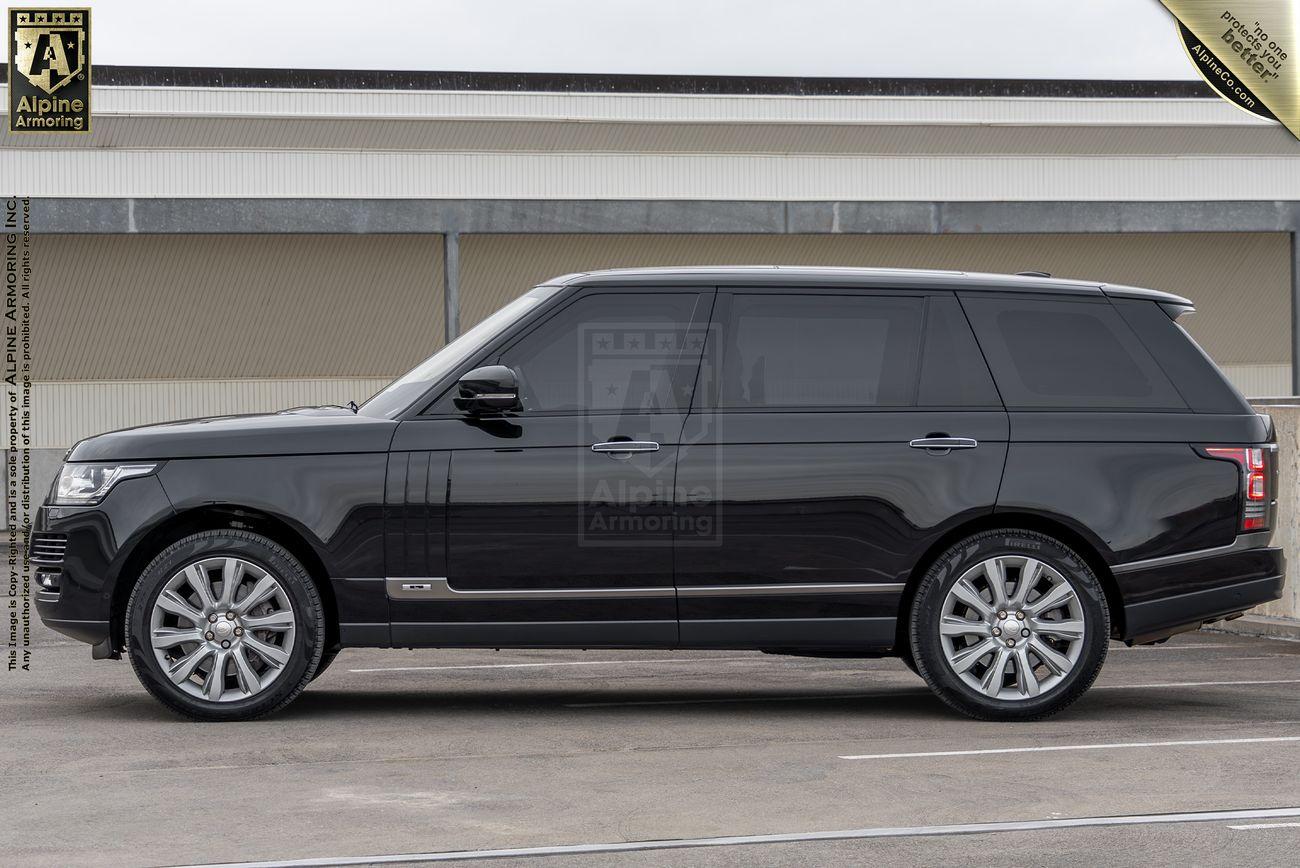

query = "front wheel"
(908, 529), (1109, 721)
(125, 530), (326, 721)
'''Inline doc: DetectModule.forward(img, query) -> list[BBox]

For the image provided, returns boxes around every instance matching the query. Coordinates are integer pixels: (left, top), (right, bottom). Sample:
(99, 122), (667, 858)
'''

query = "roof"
(552, 266), (1194, 306)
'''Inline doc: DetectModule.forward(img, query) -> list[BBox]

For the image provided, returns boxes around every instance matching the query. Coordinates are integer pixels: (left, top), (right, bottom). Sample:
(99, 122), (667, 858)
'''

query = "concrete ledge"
(30, 198), (1300, 235)
(1206, 614), (1300, 642)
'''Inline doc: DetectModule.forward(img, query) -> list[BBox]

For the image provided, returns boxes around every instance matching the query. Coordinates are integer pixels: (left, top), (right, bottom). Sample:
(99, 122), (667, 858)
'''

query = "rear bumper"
(1115, 535), (1285, 643)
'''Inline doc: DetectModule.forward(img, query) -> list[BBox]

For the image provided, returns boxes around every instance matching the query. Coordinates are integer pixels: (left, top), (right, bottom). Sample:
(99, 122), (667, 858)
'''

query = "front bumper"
(31, 474), (175, 652)
(1115, 534), (1285, 644)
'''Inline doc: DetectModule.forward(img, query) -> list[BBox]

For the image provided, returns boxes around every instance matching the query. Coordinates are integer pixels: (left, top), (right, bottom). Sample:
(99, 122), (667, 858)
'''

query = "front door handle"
(909, 436), (978, 453)
(592, 440), (661, 458)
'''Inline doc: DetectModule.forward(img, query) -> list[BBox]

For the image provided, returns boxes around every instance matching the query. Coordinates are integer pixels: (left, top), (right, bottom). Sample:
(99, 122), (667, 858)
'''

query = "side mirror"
(454, 365), (521, 414)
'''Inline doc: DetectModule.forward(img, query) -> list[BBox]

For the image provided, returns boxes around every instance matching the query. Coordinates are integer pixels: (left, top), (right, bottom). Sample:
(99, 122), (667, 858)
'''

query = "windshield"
(359, 285), (561, 419)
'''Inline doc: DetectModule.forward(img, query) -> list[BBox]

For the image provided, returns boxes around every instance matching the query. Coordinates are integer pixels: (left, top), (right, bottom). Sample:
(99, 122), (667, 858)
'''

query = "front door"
(387, 287), (712, 647)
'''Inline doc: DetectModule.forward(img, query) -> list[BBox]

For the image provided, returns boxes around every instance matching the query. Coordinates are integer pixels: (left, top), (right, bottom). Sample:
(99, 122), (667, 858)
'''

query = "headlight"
(53, 463), (158, 505)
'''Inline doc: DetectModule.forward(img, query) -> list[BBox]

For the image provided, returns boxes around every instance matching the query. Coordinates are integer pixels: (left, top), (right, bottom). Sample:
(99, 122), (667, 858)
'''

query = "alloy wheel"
(148, 556), (297, 703)
(937, 555), (1086, 700)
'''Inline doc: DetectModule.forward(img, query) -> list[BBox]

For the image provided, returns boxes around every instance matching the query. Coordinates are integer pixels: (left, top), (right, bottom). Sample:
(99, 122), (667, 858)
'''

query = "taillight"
(1202, 446), (1273, 532)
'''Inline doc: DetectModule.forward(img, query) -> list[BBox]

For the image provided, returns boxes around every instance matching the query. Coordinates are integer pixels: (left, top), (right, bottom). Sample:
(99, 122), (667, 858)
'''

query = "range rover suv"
(33, 267), (1285, 721)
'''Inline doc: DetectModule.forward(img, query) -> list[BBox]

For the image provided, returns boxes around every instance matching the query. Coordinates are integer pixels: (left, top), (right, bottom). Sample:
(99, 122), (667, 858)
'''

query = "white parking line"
(565, 677), (1300, 707)
(349, 657), (757, 673)
(167, 806), (1300, 867)
(1228, 822), (1300, 830)
(1099, 678), (1300, 690)
(1114, 643), (1238, 650)
(566, 691), (911, 708)
(349, 642), (1274, 675)
(839, 735), (1300, 761)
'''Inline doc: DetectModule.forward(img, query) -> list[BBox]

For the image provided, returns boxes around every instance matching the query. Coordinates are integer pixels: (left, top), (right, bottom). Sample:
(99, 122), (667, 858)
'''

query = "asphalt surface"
(3, 630), (1299, 867)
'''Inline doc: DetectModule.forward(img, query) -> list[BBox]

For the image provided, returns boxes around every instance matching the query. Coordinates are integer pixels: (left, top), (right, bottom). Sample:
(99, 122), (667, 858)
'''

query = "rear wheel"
(125, 530), (325, 721)
(909, 529), (1109, 721)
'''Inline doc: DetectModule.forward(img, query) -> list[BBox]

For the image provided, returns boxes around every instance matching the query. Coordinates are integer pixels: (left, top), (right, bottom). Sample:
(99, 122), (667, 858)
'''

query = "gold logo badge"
(8, 7), (91, 133)
(1160, 2), (1294, 137)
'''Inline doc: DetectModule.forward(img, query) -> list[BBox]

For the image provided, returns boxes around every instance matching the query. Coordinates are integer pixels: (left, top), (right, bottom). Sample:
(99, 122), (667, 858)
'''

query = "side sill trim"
(384, 578), (905, 601)
(1111, 533), (1274, 574)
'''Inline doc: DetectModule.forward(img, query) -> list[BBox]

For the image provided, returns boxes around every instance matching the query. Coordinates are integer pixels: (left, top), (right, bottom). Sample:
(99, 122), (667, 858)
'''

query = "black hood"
(66, 407), (397, 462)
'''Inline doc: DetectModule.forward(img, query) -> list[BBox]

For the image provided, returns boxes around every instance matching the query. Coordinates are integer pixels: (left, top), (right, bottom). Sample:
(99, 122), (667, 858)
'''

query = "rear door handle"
(592, 440), (660, 458)
(909, 437), (978, 452)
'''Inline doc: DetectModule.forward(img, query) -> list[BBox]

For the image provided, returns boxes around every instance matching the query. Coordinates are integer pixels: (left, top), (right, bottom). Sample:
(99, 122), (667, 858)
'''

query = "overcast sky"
(88, 0), (1196, 80)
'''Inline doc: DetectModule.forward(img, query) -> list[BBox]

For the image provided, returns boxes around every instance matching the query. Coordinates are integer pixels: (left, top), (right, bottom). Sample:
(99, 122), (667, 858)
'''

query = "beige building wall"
(33, 234), (445, 380)
(460, 232), (1291, 395)
(29, 234), (444, 449)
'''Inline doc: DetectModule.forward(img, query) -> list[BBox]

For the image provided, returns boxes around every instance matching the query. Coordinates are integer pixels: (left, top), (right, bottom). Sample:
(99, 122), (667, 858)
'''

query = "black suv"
(33, 267), (1284, 721)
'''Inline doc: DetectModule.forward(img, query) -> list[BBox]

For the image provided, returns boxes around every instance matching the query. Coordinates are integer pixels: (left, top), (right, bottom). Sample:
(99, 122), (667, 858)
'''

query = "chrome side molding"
(385, 578), (905, 601)
(1111, 532), (1275, 574)
(385, 578), (676, 601)
(678, 582), (905, 597)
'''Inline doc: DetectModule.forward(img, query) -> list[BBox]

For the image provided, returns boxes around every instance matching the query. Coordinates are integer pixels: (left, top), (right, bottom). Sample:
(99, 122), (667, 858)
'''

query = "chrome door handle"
(909, 437), (978, 452)
(592, 440), (660, 458)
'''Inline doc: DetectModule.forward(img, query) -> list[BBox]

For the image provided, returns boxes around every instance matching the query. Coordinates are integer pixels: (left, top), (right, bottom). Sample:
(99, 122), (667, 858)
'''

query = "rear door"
(674, 288), (1008, 649)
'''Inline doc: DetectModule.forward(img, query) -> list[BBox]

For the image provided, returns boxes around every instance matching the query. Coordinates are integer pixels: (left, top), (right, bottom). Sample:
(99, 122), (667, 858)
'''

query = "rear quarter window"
(959, 295), (1187, 411)
(1110, 298), (1251, 415)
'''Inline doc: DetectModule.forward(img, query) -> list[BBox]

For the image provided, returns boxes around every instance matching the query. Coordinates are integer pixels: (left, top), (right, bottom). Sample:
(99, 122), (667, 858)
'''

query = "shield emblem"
(14, 21), (85, 94)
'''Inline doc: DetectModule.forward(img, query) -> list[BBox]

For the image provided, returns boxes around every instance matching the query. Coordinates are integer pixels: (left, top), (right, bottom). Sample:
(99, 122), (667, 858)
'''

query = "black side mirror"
(454, 365), (521, 414)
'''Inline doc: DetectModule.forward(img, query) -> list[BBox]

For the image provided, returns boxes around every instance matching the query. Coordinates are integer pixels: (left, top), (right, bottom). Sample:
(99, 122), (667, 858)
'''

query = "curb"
(1205, 614), (1300, 643)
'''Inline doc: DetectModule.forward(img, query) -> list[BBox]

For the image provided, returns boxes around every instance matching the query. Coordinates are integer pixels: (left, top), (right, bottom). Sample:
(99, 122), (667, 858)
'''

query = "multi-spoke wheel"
(149, 557), (297, 703)
(908, 530), (1109, 721)
(126, 530), (325, 721)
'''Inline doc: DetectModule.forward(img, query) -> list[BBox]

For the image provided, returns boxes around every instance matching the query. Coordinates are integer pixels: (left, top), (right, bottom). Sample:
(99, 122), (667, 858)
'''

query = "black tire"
(897, 645), (920, 676)
(125, 530), (326, 721)
(311, 646), (340, 682)
(908, 529), (1109, 721)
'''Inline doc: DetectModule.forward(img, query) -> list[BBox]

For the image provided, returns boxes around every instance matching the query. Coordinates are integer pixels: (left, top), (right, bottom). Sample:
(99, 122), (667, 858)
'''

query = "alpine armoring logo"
(8, 8), (91, 132)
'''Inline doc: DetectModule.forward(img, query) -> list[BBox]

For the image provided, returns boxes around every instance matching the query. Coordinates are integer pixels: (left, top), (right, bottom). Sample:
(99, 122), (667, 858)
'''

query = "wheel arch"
(108, 505), (339, 653)
(895, 512), (1123, 654)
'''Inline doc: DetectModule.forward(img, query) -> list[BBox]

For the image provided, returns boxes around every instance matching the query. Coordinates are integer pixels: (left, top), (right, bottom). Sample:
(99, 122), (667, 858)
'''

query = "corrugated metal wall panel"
(32, 234), (445, 380)
(8, 116), (1297, 155)
(9, 150), (1300, 200)
(32, 378), (391, 448)
(460, 233), (1290, 367)
(1, 85), (1263, 126)
(1221, 365), (1292, 398)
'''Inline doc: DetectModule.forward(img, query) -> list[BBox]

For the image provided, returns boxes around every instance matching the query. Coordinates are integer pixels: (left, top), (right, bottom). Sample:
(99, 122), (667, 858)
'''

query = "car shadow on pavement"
(256, 683), (1244, 724)
(38, 677), (1259, 724)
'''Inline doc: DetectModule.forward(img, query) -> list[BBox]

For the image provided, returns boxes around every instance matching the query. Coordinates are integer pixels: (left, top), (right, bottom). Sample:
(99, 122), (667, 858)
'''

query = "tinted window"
(918, 295), (1001, 407)
(498, 291), (704, 412)
(1111, 298), (1249, 415)
(717, 293), (922, 408)
(960, 295), (1186, 410)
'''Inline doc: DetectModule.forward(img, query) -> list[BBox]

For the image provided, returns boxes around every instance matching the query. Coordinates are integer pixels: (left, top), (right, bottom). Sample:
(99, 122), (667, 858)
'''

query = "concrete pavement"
(2, 631), (1298, 867)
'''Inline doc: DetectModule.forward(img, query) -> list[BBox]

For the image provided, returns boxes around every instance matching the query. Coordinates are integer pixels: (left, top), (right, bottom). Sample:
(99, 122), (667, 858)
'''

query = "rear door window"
(917, 295), (1001, 408)
(715, 293), (923, 408)
(959, 295), (1186, 410)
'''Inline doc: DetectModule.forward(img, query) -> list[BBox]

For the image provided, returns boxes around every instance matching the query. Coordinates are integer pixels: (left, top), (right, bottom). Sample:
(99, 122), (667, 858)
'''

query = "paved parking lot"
(3, 630), (1299, 867)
